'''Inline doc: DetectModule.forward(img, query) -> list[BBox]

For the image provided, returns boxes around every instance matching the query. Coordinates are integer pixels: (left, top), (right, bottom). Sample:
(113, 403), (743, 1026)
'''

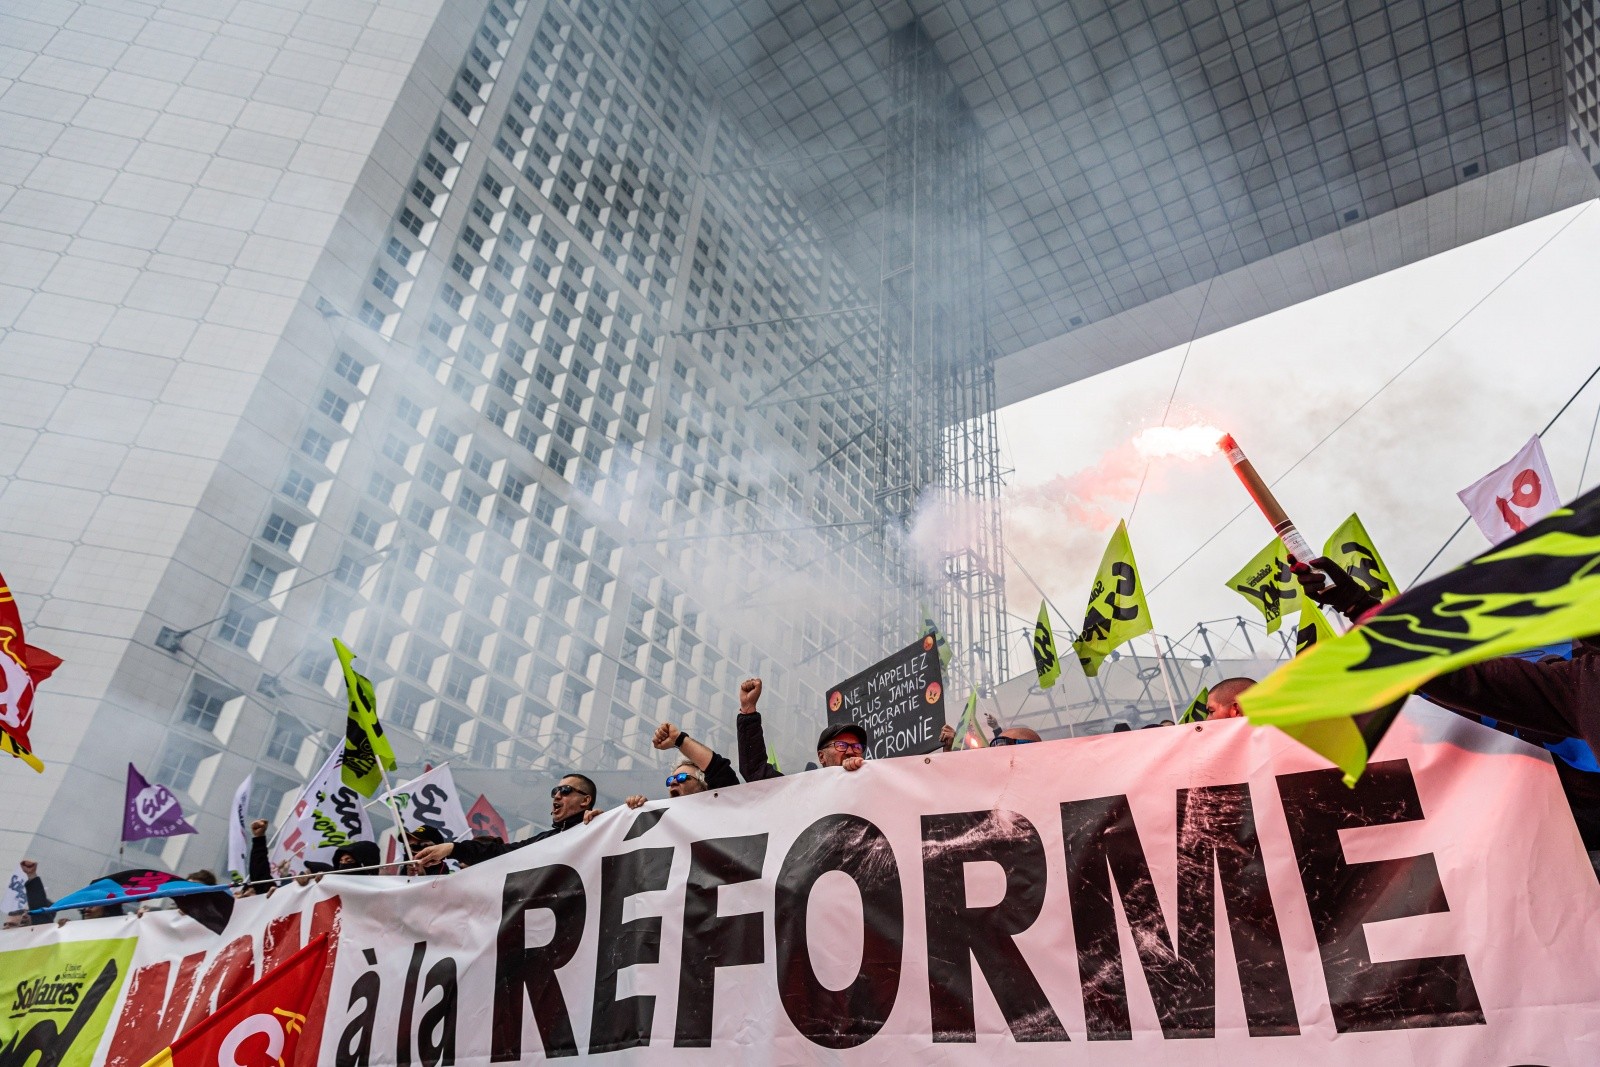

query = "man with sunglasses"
(410, 773), (598, 869)
(620, 720), (743, 809)
(735, 676), (869, 781)
(939, 723), (1044, 749)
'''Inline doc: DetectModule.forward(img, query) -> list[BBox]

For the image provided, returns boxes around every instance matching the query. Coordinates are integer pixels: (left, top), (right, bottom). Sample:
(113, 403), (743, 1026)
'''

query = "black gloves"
(1291, 556), (1382, 620)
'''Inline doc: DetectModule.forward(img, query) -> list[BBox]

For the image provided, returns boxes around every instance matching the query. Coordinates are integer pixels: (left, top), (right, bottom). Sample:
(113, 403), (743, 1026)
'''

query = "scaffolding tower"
(877, 21), (1009, 697)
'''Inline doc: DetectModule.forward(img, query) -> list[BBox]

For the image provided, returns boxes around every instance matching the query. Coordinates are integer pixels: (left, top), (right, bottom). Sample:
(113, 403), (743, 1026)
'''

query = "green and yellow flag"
(1293, 602), (1339, 656)
(1031, 599), (1061, 689)
(1225, 538), (1300, 633)
(1072, 520), (1153, 677)
(766, 743), (781, 772)
(1178, 685), (1209, 724)
(1243, 484), (1600, 780)
(954, 690), (987, 749)
(335, 638), (396, 797)
(1323, 512), (1398, 601)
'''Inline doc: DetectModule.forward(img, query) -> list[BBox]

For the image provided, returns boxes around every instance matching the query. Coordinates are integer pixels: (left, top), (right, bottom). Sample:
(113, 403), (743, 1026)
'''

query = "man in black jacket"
(735, 677), (868, 782)
(410, 772), (598, 869)
(621, 720), (742, 809)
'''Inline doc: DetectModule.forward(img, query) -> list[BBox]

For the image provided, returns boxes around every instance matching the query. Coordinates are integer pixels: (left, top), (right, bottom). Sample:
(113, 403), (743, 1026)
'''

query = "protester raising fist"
(739, 677), (762, 714)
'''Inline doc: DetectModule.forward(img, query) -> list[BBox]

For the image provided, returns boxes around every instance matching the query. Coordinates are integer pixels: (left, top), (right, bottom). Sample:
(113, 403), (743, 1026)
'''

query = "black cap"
(817, 722), (870, 751)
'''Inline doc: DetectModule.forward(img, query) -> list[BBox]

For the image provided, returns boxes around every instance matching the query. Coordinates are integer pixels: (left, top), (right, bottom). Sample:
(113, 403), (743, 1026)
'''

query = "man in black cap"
(735, 677), (867, 782)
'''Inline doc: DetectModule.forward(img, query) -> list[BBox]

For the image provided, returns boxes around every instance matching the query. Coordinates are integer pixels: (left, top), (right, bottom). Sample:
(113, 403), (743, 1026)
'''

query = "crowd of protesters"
(10, 556), (1600, 932)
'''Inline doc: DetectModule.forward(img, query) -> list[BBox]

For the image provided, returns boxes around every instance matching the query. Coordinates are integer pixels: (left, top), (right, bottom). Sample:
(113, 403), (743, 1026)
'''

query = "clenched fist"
(250, 819), (268, 838)
(739, 677), (762, 714)
(652, 722), (679, 749)
(938, 724), (955, 751)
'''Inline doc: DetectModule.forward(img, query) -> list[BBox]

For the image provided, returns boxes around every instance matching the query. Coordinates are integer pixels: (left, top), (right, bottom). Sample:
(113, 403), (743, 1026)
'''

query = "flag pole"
(378, 765), (415, 870)
(1152, 636), (1179, 721)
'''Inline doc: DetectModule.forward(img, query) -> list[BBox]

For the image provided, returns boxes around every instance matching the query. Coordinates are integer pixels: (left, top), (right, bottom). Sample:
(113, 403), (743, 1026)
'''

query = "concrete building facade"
(4, 0), (1600, 888)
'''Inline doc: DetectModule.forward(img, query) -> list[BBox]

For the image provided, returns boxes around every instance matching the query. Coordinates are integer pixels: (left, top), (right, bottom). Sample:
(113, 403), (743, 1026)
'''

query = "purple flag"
(122, 763), (197, 841)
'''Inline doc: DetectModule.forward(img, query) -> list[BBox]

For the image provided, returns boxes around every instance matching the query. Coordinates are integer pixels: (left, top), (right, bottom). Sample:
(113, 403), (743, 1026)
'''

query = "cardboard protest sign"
(826, 634), (945, 760)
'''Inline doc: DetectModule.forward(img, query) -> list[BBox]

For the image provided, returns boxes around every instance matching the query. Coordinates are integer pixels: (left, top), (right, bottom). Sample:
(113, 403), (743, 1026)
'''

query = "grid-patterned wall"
(143, 0), (901, 846)
(1561, 0), (1600, 177)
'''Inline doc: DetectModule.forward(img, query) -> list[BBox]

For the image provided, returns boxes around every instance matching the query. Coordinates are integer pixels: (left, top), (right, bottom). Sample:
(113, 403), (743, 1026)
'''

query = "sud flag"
(1242, 481), (1600, 780)
(467, 793), (509, 840)
(334, 638), (395, 797)
(0, 571), (62, 773)
(1458, 434), (1558, 544)
(226, 775), (253, 887)
(1030, 600), (1061, 689)
(1224, 538), (1299, 633)
(1177, 686), (1208, 724)
(378, 764), (472, 841)
(1322, 512), (1398, 601)
(122, 764), (197, 842)
(1072, 520), (1152, 677)
(138, 934), (329, 1067)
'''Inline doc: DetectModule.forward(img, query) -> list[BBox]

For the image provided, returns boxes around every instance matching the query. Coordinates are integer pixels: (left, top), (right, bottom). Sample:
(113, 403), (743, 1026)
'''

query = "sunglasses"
(990, 736), (1038, 746)
(550, 784), (592, 799)
(824, 740), (865, 755)
(665, 771), (704, 787)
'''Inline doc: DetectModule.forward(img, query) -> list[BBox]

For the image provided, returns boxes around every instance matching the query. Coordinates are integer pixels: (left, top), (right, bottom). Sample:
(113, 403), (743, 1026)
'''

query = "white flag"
(271, 748), (375, 872)
(226, 774), (253, 887)
(5, 866), (27, 914)
(1457, 435), (1558, 545)
(378, 764), (471, 842)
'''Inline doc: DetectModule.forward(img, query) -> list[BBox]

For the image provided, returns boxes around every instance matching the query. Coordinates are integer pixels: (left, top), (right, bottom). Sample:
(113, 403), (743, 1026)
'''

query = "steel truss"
(877, 21), (1009, 698)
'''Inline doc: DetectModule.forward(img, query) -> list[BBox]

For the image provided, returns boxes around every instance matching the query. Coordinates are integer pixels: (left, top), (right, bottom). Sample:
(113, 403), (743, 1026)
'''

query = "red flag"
(0, 571), (61, 773)
(139, 935), (329, 1067)
(467, 793), (508, 840)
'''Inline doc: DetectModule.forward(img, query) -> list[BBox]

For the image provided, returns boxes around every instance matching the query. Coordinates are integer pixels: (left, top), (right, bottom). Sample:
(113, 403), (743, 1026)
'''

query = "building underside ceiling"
(657, 0), (1581, 392)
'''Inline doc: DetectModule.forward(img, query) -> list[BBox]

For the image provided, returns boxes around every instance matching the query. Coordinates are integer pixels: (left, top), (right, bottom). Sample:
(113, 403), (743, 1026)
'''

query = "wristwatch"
(674, 731), (689, 749)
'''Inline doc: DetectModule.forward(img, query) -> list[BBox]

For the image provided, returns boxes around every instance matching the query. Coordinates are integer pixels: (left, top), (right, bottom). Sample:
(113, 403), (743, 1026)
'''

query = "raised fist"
(652, 722), (678, 749)
(250, 819), (268, 838)
(739, 677), (762, 713)
(19, 860), (37, 877)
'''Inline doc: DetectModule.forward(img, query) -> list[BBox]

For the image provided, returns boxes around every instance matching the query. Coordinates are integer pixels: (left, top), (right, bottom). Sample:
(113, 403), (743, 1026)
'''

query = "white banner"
(226, 773), (252, 887)
(4, 865), (25, 914)
(270, 748), (373, 872)
(1457, 434), (1559, 544)
(378, 763), (472, 841)
(7, 702), (1600, 1065)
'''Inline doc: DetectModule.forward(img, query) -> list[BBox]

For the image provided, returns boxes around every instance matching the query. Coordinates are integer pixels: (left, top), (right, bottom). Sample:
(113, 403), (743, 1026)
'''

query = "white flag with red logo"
(1457, 435), (1559, 545)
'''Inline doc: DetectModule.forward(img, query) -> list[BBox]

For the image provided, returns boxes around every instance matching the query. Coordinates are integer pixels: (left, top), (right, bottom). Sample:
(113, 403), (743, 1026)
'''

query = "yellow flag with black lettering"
(1031, 599), (1061, 689)
(1178, 686), (1209, 724)
(956, 690), (987, 749)
(1243, 484), (1600, 754)
(1293, 602), (1339, 656)
(1225, 538), (1299, 633)
(1072, 521), (1152, 677)
(335, 638), (396, 797)
(1275, 603), (1367, 785)
(1323, 513), (1398, 602)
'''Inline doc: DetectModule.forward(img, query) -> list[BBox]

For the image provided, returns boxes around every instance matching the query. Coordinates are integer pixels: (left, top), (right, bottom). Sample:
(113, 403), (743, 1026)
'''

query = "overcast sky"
(997, 199), (1600, 655)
